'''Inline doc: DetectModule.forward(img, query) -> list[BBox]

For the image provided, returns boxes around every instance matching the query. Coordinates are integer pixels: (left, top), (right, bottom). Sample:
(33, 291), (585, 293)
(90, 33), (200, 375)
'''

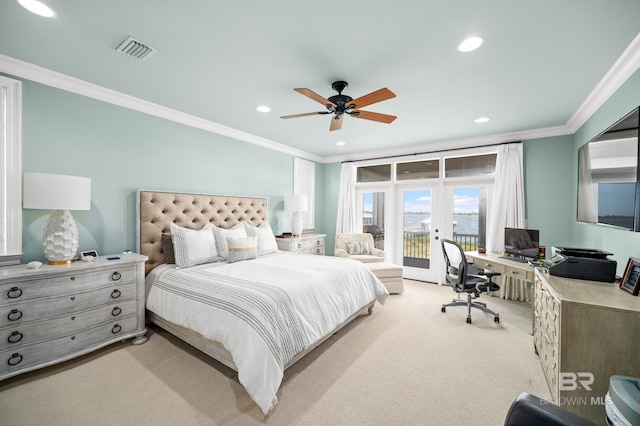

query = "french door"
(397, 184), (443, 282)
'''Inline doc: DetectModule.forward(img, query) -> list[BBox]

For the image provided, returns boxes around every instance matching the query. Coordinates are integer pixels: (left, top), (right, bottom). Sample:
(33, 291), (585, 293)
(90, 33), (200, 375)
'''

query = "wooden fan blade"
(280, 111), (330, 119)
(348, 88), (396, 109)
(330, 116), (344, 131)
(294, 88), (337, 107)
(352, 110), (397, 124)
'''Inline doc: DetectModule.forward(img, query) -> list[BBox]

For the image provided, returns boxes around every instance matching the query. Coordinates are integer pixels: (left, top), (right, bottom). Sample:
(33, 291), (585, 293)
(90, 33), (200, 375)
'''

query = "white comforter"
(145, 252), (388, 414)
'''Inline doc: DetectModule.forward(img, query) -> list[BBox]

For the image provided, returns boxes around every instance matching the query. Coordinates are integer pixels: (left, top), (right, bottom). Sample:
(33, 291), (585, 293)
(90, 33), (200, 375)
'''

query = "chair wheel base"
(466, 317), (472, 324)
(441, 306), (446, 313)
(494, 316), (500, 323)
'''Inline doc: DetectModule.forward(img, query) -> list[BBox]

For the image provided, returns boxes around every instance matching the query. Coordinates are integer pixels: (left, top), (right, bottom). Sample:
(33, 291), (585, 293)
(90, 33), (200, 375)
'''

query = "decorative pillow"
(161, 234), (175, 264)
(170, 223), (218, 268)
(244, 222), (279, 256)
(226, 236), (258, 263)
(212, 222), (248, 260)
(346, 241), (371, 255)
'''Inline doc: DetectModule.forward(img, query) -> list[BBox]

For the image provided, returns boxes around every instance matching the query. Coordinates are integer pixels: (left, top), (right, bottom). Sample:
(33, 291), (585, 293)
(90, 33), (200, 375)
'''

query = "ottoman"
(365, 262), (404, 294)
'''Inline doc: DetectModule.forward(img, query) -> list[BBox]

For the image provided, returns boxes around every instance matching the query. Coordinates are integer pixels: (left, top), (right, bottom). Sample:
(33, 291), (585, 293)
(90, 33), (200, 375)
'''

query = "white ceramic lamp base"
(291, 211), (303, 237)
(43, 209), (79, 264)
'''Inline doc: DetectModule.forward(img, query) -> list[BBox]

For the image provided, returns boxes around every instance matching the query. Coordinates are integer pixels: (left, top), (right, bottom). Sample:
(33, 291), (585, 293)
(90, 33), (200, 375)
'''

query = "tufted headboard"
(137, 190), (268, 275)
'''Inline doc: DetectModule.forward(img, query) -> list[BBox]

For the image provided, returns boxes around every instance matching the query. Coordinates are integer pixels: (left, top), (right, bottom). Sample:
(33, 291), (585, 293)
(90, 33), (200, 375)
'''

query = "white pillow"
(170, 223), (219, 268)
(244, 222), (279, 256)
(212, 222), (248, 260)
(226, 236), (258, 263)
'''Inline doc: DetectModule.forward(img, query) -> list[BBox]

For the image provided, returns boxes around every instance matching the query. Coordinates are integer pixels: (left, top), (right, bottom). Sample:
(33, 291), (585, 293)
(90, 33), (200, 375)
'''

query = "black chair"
(441, 239), (501, 324)
(504, 392), (595, 426)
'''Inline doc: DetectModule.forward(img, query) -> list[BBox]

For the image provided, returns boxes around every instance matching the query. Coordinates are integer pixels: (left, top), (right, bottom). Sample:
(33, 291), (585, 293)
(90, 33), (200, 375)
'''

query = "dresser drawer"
(1, 299), (138, 350)
(0, 266), (136, 304)
(299, 246), (325, 255)
(0, 315), (138, 376)
(0, 283), (137, 328)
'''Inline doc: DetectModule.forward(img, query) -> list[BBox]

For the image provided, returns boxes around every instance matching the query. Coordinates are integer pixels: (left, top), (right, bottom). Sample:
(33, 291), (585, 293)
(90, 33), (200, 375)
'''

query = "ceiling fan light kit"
(281, 80), (397, 131)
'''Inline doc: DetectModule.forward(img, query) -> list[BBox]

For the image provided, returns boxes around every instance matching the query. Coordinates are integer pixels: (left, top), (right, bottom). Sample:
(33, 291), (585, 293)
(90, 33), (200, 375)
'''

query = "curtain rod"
(341, 140), (521, 163)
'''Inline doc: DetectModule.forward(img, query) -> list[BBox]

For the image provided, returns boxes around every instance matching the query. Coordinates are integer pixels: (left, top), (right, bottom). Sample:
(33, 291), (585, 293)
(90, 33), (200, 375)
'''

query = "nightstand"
(276, 233), (326, 255)
(0, 253), (148, 381)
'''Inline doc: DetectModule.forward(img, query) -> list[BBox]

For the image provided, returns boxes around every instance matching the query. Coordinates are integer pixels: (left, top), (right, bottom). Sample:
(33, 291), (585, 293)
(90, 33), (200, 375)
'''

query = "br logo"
(559, 372), (594, 391)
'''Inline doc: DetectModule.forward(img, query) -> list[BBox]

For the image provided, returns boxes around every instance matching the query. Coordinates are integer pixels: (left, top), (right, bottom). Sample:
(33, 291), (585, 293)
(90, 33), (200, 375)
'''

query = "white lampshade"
(285, 195), (308, 212)
(285, 195), (307, 237)
(23, 172), (91, 264)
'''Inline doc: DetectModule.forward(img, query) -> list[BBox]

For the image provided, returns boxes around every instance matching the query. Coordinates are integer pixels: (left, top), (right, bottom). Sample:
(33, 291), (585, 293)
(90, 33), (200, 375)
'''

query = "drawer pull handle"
(7, 353), (22, 366)
(111, 324), (122, 334)
(317, 241), (320, 245)
(7, 287), (22, 299)
(297, 243), (302, 249)
(70, 296), (75, 301)
(8, 309), (23, 321)
(70, 276), (75, 281)
(8, 331), (23, 344)
(111, 289), (121, 299)
(111, 306), (122, 316)
(111, 272), (122, 281)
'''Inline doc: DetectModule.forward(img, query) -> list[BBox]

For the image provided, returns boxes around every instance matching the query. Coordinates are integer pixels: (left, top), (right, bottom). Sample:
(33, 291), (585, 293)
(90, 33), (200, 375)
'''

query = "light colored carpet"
(0, 280), (551, 425)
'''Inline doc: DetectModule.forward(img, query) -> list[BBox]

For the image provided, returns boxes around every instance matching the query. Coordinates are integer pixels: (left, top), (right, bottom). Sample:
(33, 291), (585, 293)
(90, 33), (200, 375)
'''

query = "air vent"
(115, 36), (157, 62)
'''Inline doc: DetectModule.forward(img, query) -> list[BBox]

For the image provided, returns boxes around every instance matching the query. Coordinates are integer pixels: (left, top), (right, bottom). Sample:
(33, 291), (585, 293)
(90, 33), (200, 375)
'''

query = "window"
(444, 153), (496, 178)
(0, 76), (22, 265)
(357, 164), (391, 183)
(396, 159), (439, 180)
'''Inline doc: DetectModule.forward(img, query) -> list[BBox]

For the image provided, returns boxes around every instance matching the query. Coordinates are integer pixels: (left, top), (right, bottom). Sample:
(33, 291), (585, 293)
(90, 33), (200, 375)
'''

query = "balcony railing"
(403, 231), (479, 260)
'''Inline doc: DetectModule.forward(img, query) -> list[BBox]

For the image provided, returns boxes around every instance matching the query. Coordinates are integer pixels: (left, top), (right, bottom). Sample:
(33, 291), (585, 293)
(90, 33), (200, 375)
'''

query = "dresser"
(533, 268), (640, 424)
(0, 253), (148, 381)
(276, 234), (325, 255)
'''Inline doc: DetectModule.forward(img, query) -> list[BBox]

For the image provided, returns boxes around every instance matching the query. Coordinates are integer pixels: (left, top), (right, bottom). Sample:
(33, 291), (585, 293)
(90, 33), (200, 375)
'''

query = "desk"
(465, 251), (534, 301)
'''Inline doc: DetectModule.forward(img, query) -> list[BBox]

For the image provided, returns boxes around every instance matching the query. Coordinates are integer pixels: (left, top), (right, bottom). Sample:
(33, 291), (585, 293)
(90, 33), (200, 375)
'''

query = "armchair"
(334, 233), (386, 263)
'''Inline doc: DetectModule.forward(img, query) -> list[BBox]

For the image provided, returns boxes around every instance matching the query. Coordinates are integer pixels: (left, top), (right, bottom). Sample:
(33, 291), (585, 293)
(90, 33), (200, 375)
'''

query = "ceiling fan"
(280, 81), (397, 131)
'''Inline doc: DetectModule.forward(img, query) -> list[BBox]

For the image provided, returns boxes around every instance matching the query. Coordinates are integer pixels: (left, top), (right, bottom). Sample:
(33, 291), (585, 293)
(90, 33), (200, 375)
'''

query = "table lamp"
(23, 172), (91, 264)
(285, 195), (307, 237)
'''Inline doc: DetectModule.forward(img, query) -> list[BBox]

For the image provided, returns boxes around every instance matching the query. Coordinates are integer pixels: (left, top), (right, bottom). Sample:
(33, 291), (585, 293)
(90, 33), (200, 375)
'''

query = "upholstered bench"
(365, 262), (404, 294)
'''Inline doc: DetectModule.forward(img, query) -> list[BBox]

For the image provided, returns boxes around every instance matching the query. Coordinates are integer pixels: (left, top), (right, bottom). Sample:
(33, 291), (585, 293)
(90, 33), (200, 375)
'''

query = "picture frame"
(619, 257), (640, 296)
(81, 250), (99, 259)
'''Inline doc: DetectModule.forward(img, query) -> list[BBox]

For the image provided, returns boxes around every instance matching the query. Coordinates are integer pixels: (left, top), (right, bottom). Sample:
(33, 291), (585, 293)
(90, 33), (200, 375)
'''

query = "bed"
(136, 190), (388, 414)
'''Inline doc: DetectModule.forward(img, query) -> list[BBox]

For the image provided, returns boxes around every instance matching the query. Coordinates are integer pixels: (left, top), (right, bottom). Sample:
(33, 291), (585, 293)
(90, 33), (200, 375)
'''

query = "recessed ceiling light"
(336, 141), (346, 146)
(17, 0), (56, 18)
(458, 36), (483, 53)
(474, 117), (490, 123)
(257, 105), (270, 113)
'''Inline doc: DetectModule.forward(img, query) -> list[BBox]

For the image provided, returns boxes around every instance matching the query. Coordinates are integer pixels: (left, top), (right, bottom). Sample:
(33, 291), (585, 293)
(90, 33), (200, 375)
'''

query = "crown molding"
(0, 54), (323, 163)
(566, 32), (640, 133)
(321, 125), (571, 164)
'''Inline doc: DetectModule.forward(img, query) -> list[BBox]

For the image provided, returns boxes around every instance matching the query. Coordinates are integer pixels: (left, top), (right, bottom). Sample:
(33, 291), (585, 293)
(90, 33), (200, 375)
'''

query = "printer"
(546, 247), (617, 283)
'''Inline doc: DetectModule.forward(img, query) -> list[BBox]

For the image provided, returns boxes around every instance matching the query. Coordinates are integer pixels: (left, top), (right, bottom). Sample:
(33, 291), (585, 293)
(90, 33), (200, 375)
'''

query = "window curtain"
(487, 143), (526, 252)
(486, 142), (528, 301)
(577, 144), (598, 223)
(336, 162), (357, 234)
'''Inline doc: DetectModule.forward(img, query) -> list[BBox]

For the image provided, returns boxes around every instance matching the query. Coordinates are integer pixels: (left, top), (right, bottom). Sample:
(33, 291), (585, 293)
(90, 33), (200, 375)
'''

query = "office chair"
(441, 239), (501, 324)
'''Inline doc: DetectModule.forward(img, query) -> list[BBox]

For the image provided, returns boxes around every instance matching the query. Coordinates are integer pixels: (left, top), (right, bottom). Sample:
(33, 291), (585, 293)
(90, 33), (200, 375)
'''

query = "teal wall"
(17, 77), (321, 262)
(522, 134), (574, 249)
(570, 69), (640, 275)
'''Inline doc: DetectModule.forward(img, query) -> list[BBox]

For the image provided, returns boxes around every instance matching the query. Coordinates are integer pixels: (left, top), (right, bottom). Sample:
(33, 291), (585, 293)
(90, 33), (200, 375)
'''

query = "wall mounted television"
(504, 227), (540, 258)
(577, 107), (640, 231)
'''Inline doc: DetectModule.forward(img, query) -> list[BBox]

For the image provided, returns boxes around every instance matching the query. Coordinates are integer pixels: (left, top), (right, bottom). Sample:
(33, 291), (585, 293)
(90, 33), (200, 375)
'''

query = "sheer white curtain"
(486, 142), (527, 301)
(487, 143), (526, 253)
(577, 144), (598, 223)
(336, 162), (357, 234)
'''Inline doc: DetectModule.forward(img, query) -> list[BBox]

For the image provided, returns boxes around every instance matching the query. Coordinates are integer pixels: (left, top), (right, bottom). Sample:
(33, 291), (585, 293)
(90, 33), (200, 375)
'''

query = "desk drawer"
(469, 257), (506, 273)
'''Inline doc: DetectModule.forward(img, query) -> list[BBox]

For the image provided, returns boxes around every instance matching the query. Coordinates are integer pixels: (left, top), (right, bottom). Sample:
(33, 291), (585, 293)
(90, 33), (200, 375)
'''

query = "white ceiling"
(1, 1), (639, 162)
